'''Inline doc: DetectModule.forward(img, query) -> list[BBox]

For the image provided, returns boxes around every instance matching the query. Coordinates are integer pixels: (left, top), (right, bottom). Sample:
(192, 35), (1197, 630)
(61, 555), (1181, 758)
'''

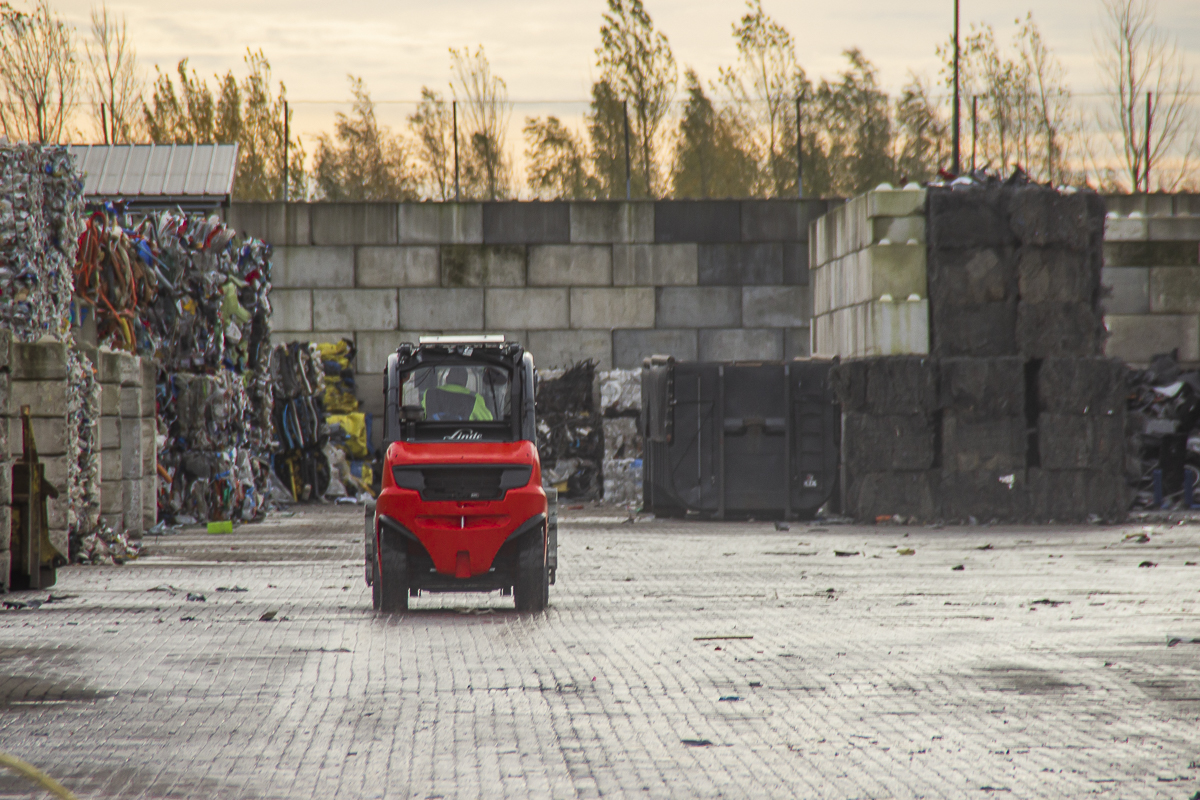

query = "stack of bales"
(833, 182), (1128, 521)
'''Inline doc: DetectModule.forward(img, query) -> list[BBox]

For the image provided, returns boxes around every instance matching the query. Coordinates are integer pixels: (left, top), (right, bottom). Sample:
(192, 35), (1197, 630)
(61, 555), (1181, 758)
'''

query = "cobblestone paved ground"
(0, 505), (1198, 799)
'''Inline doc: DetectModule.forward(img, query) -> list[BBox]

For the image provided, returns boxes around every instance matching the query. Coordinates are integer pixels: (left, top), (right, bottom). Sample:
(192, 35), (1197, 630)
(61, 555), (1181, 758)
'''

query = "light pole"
(952, 0), (961, 175)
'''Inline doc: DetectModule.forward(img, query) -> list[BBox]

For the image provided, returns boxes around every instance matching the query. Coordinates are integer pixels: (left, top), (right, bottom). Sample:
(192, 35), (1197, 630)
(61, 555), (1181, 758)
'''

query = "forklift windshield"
(402, 364), (512, 432)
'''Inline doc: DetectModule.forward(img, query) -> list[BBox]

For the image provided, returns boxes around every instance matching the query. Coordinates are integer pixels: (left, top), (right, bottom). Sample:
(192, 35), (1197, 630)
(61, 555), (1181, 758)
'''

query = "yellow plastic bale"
(327, 412), (368, 459)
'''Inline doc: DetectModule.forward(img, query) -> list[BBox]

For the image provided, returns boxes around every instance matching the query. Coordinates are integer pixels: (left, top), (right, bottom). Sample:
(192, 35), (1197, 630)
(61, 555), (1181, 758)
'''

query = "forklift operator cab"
(368, 335), (557, 613)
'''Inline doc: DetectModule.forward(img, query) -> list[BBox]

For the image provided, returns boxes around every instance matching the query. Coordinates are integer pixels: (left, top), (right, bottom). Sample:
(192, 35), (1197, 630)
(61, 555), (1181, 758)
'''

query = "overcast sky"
(49, 0), (1200, 146)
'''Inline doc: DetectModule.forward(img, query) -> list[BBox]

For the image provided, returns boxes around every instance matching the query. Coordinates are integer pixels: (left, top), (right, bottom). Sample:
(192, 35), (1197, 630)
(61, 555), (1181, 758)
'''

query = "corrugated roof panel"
(184, 145), (215, 195)
(207, 146), (237, 195)
(66, 143), (238, 201)
(143, 145), (172, 195)
(119, 146), (152, 195)
(95, 146), (127, 195)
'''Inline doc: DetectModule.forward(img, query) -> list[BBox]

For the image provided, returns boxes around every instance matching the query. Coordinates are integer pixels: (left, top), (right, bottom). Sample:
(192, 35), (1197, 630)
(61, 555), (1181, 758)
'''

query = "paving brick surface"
(0, 506), (1198, 799)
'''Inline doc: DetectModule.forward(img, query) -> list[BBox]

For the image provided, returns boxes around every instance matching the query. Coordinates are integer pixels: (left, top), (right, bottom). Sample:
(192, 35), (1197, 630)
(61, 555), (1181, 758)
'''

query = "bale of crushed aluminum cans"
(0, 143), (81, 341)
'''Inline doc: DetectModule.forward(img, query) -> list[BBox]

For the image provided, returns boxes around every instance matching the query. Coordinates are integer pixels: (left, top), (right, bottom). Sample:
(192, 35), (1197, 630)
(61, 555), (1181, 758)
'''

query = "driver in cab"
(421, 367), (494, 421)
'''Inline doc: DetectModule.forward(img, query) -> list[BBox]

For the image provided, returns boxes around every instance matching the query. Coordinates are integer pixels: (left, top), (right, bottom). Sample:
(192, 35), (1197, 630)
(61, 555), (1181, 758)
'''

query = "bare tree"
(408, 87), (455, 200)
(450, 46), (511, 200)
(596, 0), (676, 197)
(0, 0), (78, 142)
(84, 5), (141, 144)
(1018, 14), (1073, 183)
(718, 0), (799, 196)
(1095, 0), (1196, 191)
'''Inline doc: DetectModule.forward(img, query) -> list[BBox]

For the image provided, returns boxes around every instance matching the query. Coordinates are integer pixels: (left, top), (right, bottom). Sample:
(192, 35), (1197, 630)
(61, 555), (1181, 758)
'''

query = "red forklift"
(366, 335), (557, 612)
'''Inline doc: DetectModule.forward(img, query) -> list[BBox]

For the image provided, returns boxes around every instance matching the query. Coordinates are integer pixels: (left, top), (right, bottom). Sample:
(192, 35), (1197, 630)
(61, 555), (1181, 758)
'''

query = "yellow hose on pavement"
(0, 751), (79, 800)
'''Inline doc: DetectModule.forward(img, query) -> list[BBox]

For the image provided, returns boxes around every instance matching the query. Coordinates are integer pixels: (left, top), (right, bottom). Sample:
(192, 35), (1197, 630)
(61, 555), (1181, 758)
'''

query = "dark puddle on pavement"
(976, 666), (1080, 694)
(0, 674), (113, 706)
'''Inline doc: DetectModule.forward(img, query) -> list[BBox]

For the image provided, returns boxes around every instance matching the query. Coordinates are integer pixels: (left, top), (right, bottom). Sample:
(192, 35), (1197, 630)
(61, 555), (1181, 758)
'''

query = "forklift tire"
(371, 556), (381, 610)
(513, 530), (548, 612)
(378, 529), (409, 613)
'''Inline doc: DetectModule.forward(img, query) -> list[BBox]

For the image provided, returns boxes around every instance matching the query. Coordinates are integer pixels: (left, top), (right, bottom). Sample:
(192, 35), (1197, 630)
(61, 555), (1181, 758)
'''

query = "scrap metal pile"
(1127, 350), (1200, 509)
(72, 206), (275, 523)
(536, 360), (602, 499)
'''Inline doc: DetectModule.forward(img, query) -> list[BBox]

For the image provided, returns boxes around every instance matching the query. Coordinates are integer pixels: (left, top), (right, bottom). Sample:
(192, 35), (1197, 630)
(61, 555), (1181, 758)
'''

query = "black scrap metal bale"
(844, 470), (940, 521)
(863, 356), (938, 415)
(1008, 186), (1104, 251)
(536, 360), (602, 499)
(1016, 302), (1104, 359)
(842, 413), (936, 472)
(536, 360), (596, 416)
(830, 359), (869, 412)
(1016, 247), (1101, 305)
(1027, 469), (1129, 521)
(931, 301), (1018, 358)
(938, 357), (1025, 420)
(940, 470), (1026, 521)
(927, 247), (1018, 306)
(941, 414), (1027, 474)
(1037, 413), (1125, 471)
(1037, 357), (1127, 416)
(927, 187), (1015, 250)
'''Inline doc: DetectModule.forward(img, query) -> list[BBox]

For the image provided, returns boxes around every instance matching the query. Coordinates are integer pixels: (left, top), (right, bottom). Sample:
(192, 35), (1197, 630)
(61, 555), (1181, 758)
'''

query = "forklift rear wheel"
(379, 529), (409, 613)
(513, 531), (548, 612)
(371, 556), (381, 610)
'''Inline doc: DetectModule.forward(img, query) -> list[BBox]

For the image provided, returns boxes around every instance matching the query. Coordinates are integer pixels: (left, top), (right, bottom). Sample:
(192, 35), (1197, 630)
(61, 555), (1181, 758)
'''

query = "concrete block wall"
(809, 187), (930, 357)
(7, 339), (73, 560)
(230, 200), (835, 381)
(94, 348), (155, 537)
(1100, 196), (1200, 364)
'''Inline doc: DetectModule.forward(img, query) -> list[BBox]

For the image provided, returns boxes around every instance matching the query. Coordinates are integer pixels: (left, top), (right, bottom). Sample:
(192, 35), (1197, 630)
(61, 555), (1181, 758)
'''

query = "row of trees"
(0, 0), (1195, 198)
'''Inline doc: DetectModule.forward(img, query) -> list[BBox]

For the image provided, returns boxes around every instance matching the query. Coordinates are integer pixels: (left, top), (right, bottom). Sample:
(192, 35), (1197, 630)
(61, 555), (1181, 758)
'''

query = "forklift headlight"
(392, 468), (425, 490)
(498, 466), (533, 490)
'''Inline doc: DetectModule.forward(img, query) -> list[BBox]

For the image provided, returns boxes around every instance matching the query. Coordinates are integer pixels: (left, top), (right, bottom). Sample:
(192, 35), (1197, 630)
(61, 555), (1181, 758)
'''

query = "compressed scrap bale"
(926, 188), (1015, 250)
(927, 247), (1017, 306)
(1037, 357), (1127, 416)
(1027, 468), (1129, 521)
(844, 470), (940, 521)
(1016, 248), (1100, 305)
(830, 359), (869, 412)
(931, 301), (1018, 358)
(843, 413), (936, 471)
(940, 470), (1026, 521)
(536, 360), (602, 500)
(599, 369), (641, 417)
(938, 357), (1025, 420)
(1008, 186), (1104, 251)
(1016, 302), (1103, 359)
(941, 415), (1027, 473)
(0, 144), (81, 341)
(863, 357), (938, 415)
(1037, 413), (1125, 472)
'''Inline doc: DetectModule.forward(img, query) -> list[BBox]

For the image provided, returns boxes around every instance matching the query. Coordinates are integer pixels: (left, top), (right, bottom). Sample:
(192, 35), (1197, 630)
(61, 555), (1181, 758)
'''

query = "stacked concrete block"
(246, 199), (834, 372)
(810, 186), (929, 358)
(1101, 209), (1200, 364)
(7, 340), (71, 559)
(96, 350), (129, 533)
(0, 331), (9, 588)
